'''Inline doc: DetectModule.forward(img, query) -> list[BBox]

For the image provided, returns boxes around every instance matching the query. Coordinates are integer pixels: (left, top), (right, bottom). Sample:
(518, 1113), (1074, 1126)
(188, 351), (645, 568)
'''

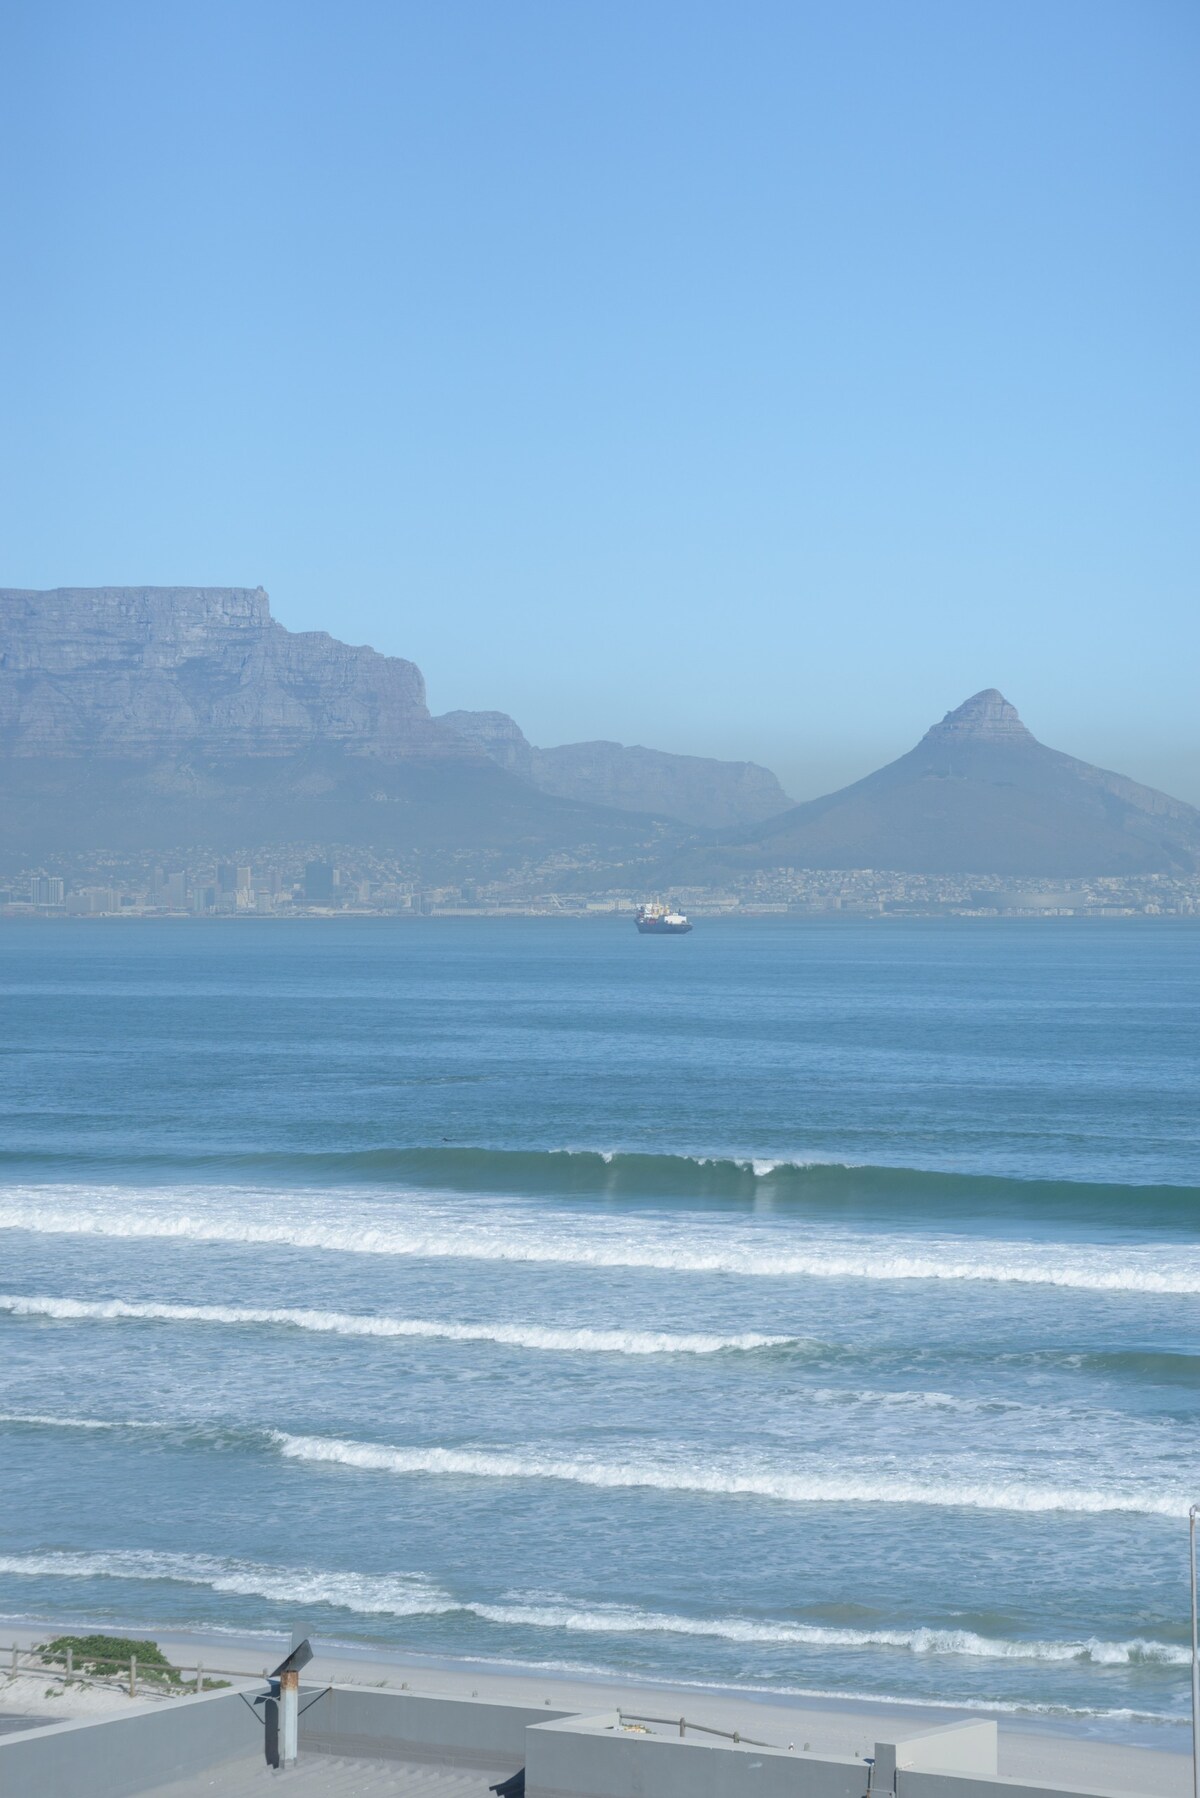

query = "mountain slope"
(683, 691), (1200, 877)
(437, 709), (792, 828)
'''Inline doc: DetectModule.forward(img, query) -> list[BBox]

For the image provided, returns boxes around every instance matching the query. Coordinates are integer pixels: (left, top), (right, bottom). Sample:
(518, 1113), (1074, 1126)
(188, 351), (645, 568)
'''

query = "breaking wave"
(0, 1294), (790, 1357)
(271, 1432), (1190, 1517)
(1, 1187), (1195, 1293)
(0, 1550), (1186, 1667)
(3, 1413), (1184, 1516)
(0, 1145), (1194, 1218)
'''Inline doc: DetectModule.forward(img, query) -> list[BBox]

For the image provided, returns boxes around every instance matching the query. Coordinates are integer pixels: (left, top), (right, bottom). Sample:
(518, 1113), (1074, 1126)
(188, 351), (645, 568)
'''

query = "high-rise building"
(304, 860), (336, 905)
(236, 866), (252, 892)
(30, 875), (65, 906)
(217, 864), (237, 895)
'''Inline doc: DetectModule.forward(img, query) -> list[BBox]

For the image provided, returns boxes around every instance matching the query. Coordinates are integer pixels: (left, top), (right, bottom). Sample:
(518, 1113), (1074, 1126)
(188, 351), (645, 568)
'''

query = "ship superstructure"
(635, 902), (693, 934)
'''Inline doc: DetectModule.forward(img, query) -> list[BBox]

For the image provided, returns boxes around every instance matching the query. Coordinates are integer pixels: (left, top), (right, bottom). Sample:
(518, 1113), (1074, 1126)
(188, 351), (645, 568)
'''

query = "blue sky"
(1, 0), (1196, 801)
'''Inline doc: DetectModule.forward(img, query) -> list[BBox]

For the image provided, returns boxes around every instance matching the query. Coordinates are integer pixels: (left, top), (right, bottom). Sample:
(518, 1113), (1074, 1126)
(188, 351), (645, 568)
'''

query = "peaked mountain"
(683, 690), (1200, 877)
(437, 709), (791, 828)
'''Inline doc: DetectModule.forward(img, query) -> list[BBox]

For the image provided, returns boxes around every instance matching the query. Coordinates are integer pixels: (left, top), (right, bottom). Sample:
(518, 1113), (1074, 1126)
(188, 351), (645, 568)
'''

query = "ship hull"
(635, 919), (693, 934)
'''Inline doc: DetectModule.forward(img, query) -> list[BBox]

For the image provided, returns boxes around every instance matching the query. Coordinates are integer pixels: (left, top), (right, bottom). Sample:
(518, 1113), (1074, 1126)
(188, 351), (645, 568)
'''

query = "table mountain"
(437, 709), (792, 828)
(682, 690), (1200, 877)
(0, 587), (791, 855)
(0, 587), (671, 865)
(0, 586), (445, 759)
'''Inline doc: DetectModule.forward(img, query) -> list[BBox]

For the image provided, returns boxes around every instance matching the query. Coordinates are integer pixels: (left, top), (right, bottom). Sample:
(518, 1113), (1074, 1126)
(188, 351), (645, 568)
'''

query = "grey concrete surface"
(0, 1687), (262, 1798)
(153, 1755), (505, 1795)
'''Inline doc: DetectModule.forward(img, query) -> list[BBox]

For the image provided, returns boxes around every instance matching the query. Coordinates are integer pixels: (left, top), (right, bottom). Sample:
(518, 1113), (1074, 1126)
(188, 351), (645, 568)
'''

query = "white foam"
(0, 1551), (451, 1617)
(0, 1550), (1184, 1669)
(270, 1432), (1191, 1518)
(2, 1186), (1195, 1293)
(0, 1412), (157, 1432)
(466, 1600), (1190, 1666)
(0, 1294), (791, 1357)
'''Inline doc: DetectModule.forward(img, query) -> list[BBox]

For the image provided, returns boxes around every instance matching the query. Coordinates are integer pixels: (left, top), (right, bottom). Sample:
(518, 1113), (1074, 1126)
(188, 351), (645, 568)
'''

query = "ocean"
(1, 916), (1197, 1738)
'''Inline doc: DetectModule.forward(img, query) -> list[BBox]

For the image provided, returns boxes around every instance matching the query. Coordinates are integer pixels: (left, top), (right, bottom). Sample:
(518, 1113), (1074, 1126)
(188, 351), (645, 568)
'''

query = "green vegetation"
(37, 1634), (227, 1691)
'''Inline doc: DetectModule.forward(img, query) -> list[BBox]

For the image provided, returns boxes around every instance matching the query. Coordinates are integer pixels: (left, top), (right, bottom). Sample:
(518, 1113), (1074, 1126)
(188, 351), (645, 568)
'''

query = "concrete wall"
(299, 1683), (574, 1770)
(874, 1722), (998, 1786)
(0, 1688), (262, 1798)
(897, 1775), (1138, 1798)
(524, 1709), (869, 1798)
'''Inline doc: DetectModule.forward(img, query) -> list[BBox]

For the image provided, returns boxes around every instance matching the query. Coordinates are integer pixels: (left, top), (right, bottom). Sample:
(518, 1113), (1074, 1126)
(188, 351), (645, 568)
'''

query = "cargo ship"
(635, 902), (693, 935)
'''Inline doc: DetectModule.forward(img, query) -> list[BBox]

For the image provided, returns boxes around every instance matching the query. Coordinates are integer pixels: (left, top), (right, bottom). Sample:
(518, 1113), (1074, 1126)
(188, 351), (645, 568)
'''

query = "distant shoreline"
(4, 908), (1199, 924)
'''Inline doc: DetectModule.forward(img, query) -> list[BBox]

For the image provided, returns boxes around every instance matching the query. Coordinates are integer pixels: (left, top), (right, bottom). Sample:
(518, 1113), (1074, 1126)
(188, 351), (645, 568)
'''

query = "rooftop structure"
(0, 1670), (1186, 1798)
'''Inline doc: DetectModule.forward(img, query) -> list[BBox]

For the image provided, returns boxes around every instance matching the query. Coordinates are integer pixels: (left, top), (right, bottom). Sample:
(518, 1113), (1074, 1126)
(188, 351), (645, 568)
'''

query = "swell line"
(0, 1294), (791, 1357)
(271, 1432), (1191, 1518)
(2, 1412), (1186, 1516)
(0, 1145), (1194, 1215)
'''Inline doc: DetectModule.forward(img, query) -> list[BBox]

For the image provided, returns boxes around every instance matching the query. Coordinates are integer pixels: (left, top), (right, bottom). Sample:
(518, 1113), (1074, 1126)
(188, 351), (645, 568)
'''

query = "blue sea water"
(0, 916), (1198, 1735)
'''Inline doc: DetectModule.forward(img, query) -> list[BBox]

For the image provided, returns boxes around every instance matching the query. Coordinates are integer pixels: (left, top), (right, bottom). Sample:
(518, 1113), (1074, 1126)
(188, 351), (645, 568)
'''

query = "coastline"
(0, 1618), (1191, 1795)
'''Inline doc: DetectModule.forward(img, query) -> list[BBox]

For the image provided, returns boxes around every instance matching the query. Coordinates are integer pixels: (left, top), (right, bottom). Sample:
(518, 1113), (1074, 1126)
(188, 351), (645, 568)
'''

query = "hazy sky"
(2, 1), (1197, 802)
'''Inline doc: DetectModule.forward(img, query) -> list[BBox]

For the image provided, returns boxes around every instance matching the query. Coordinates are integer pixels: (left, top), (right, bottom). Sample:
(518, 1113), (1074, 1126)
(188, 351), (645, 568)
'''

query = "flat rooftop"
(155, 1755), (501, 1795)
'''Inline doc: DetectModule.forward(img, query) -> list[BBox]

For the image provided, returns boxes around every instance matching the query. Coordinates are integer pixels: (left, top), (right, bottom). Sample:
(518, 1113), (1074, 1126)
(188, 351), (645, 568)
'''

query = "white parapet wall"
(875, 1722), (999, 1785)
(523, 1709), (869, 1798)
(896, 1777), (1149, 1798)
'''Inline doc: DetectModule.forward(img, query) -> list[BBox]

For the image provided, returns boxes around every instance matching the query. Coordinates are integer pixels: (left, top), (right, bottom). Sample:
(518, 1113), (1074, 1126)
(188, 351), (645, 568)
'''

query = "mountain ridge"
(3, 590), (1197, 878)
(436, 708), (792, 829)
(0, 586), (782, 833)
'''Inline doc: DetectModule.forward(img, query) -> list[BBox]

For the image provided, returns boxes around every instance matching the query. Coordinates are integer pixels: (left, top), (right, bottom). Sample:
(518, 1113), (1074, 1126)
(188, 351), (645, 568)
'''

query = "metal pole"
(1191, 1505), (1199, 1798)
(280, 1666), (300, 1765)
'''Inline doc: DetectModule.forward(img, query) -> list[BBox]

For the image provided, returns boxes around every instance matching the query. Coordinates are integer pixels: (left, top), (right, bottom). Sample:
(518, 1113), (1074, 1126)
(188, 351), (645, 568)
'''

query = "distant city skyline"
(1, 1), (1197, 802)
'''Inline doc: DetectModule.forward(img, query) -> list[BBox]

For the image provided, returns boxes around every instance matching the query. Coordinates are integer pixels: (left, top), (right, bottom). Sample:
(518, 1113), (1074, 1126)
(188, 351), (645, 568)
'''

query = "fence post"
(196, 1661), (203, 1692)
(10, 1644), (16, 1674)
(67, 1648), (73, 1677)
(679, 1716), (686, 1737)
(129, 1655), (137, 1698)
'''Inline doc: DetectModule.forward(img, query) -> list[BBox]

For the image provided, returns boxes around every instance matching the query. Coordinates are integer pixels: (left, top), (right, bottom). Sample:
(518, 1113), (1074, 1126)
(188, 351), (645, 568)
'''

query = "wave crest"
(0, 1549), (1185, 1669)
(0, 1294), (791, 1357)
(270, 1432), (1190, 1518)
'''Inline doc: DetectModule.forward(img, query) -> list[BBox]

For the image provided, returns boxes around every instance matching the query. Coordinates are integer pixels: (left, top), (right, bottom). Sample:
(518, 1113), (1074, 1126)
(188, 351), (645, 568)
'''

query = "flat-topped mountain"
(437, 708), (791, 829)
(686, 690), (1200, 877)
(0, 586), (444, 759)
(0, 585), (784, 862)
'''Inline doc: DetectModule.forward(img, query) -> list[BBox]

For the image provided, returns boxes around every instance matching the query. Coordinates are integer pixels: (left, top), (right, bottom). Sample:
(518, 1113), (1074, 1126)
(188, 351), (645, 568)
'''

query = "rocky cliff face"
(0, 590), (790, 830)
(0, 586), (449, 759)
(920, 688), (1034, 745)
(437, 710), (792, 829)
